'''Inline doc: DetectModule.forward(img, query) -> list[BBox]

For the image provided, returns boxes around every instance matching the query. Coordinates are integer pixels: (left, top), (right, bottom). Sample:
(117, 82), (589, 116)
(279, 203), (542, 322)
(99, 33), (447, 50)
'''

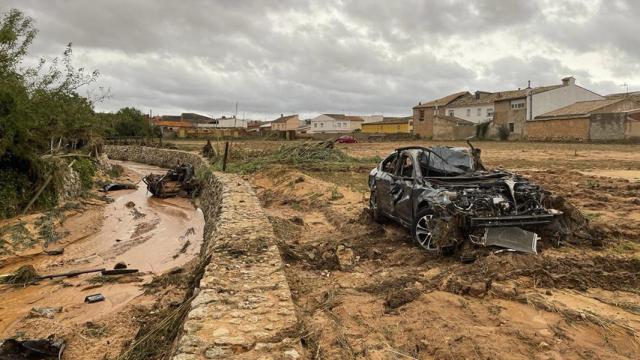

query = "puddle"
(0, 160), (204, 336)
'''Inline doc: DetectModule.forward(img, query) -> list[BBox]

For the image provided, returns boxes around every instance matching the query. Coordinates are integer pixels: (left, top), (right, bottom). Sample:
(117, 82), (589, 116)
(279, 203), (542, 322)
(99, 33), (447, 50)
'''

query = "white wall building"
(445, 103), (494, 123)
(308, 114), (363, 133)
(214, 117), (248, 128)
(525, 77), (603, 120)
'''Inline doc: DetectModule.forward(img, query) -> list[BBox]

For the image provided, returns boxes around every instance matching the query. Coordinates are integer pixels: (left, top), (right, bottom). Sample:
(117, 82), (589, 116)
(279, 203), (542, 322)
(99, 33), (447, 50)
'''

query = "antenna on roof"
(621, 83), (629, 94)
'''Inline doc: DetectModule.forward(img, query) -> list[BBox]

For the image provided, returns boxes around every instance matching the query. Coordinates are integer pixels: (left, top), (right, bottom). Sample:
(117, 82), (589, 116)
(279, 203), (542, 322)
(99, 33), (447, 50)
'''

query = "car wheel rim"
(415, 215), (437, 251)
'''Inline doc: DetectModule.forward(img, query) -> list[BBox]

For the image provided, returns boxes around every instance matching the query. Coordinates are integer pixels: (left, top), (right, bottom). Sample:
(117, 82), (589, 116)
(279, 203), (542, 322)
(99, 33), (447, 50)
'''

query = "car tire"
(369, 190), (384, 223)
(411, 207), (439, 252)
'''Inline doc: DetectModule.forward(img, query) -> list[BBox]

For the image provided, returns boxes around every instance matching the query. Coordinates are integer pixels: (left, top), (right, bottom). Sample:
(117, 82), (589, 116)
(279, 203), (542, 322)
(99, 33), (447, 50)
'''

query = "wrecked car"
(368, 143), (562, 254)
(142, 164), (198, 198)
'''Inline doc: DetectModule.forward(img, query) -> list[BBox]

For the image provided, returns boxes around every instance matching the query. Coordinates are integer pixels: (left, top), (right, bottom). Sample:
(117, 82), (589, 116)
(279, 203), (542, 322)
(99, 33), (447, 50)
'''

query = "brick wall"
(524, 117), (590, 141)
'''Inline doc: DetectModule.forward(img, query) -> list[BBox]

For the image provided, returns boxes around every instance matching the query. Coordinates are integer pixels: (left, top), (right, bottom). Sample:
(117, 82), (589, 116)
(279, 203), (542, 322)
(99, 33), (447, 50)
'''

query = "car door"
(374, 153), (397, 215)
(390, 151), (416, 224)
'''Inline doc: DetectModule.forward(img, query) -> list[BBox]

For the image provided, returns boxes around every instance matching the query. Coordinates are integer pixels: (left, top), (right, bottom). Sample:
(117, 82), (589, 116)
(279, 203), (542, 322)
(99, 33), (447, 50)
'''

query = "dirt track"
(245, 141), (640, 359)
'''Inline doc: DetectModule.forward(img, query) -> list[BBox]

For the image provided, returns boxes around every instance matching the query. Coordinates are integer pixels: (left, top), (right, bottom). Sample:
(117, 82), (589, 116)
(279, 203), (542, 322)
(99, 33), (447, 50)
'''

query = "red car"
(335, 135), (358, 144)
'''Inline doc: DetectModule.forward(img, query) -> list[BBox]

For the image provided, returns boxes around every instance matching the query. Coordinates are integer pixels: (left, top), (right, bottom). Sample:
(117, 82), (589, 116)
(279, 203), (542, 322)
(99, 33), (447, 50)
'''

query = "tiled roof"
(535, 99), (624, 119)
(345, 115), (364, 122)
(434, 115), (475, 126)
(272, 114), (298, 123)
(181, 113), (214, 122)
(414, 91), (470, 109)
(323, 114), (346, 121)
(364, 118), (411, 125)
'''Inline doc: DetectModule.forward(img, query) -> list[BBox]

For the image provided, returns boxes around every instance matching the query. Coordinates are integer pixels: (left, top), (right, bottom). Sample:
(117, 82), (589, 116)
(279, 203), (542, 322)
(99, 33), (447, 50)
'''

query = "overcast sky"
(3, 0), (639, 120)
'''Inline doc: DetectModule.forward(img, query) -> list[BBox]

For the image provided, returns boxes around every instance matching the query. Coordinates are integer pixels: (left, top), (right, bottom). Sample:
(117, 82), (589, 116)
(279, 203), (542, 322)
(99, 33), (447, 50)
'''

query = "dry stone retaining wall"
(104, 146), (301, 359)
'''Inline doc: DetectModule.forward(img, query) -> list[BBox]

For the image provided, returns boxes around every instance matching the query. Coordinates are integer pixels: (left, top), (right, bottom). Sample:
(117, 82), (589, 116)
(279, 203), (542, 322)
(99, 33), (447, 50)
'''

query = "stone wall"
(524, 117), (590, 141)
(590, 113), (626, 141)
(104, 146), (301, 360)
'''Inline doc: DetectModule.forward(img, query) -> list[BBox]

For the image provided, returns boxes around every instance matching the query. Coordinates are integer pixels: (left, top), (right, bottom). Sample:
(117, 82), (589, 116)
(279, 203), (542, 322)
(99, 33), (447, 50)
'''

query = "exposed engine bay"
(369, 142), (575, 254)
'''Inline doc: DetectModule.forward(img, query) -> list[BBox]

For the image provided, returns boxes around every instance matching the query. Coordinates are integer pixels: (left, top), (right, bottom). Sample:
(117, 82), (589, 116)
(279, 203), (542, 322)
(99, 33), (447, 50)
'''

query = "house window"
(419, 110), (424, 121)
(511, 100), (525, 110)
(509, 123), (515, 132)
(487, 108), (493, 117)
(477, 108), (481, 116)
(320, 123), (324, 128)
(314, 123), (317, 128)
(466, 109), (471, 116)
(449, 110), (454, 117)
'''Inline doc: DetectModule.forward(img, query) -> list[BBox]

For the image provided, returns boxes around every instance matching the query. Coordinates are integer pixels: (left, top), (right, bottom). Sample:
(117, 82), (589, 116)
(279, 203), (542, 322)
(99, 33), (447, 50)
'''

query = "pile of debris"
(142, 164), (199, 198)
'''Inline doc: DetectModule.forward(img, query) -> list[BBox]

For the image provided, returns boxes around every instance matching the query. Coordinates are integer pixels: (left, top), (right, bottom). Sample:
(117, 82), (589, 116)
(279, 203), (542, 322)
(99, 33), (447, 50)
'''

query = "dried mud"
(250, 143), (640, 360)
(0, 161), (204, 359)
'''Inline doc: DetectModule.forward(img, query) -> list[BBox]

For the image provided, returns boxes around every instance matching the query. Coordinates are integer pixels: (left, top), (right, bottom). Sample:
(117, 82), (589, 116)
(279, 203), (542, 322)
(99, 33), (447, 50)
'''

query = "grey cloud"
(1, 0), (637, 118)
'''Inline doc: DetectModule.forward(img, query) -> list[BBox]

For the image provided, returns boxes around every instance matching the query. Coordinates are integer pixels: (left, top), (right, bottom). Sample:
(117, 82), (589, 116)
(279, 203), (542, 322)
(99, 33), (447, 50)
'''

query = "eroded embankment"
(104, 146), (301, 359)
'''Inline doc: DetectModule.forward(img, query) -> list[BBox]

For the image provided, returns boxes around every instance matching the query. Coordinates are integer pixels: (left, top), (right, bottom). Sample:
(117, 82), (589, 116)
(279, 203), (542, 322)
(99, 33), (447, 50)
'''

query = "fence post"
(222, 141), (230, 172)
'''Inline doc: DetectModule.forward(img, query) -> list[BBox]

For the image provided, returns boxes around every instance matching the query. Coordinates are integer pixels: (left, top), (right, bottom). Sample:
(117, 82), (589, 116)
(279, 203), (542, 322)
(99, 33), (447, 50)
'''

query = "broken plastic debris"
(84, 294), (105, 304)
(482, 227), (539, 254)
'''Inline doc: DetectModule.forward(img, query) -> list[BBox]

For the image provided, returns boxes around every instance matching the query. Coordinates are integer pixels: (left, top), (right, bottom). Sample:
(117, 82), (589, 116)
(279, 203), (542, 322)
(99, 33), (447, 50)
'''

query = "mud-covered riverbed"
(0, 161), (204, 359)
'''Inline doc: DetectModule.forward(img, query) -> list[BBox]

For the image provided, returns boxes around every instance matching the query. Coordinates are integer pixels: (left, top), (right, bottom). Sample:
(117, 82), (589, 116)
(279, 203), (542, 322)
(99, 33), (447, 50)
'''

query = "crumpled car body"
(368, 144), (562, 254)
(142, 164), (198, 198)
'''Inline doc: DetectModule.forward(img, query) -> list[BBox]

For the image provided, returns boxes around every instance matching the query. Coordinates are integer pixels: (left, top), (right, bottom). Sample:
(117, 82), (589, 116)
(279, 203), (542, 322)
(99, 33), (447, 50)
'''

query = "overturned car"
(143, 164), (198, 198)
(369, 143), (565, 254)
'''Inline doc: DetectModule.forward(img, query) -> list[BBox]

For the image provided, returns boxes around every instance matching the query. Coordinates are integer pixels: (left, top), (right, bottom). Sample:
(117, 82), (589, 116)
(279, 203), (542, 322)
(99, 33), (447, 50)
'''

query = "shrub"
(497, 125), (510, 141)
(72, 158), (96, 190)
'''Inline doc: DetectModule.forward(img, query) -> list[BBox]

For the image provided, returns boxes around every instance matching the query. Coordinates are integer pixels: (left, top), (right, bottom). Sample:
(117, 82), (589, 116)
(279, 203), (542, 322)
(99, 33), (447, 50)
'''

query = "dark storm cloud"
(1, 0), (637, 118)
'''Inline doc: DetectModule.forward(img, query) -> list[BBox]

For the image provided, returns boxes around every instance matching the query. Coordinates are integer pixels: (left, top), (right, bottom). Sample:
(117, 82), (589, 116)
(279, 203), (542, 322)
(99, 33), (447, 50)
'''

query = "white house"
(523, 77), (603, 120)
(445, 92), (495, 124)
(215, 116), (248, 128)
(443, 77), (603, 130)
(308, 114), (364, 133)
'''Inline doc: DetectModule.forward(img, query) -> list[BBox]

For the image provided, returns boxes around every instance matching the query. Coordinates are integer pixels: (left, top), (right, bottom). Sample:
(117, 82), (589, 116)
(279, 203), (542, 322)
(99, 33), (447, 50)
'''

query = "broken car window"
(399, 153), (414, 178)
(418, 147), (474, 177)
(382, 154), (398, 174)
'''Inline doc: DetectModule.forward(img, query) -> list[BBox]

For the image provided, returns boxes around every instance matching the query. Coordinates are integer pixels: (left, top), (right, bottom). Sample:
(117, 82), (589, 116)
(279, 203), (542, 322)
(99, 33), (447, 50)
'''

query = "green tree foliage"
(0, 9), (102, 217)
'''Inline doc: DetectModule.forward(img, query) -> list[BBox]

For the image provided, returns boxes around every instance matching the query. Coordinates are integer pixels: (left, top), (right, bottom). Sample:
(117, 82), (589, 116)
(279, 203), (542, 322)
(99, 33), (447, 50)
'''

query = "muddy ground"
(241, 140), (640, 359)
(0, 161), (204, 359)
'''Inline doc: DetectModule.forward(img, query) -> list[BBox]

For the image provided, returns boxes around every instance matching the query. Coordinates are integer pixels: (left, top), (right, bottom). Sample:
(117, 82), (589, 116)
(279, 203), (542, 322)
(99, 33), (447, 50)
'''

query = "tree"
(0, 8), (101, 217)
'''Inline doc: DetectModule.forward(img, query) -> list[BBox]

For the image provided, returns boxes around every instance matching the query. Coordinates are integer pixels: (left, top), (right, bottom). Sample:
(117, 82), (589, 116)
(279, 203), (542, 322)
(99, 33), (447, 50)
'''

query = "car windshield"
(417, 146), (475, 176)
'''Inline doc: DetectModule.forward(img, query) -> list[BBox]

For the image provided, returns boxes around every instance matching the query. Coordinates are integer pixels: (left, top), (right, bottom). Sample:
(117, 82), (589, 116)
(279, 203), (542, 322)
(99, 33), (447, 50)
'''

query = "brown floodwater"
(0, 161), (204, 336)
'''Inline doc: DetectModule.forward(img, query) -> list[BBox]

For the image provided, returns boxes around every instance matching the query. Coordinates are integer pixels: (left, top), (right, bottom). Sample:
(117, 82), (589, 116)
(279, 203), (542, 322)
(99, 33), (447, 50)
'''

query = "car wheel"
(369, 190), (384, 223)
(411, 208), (439, 252)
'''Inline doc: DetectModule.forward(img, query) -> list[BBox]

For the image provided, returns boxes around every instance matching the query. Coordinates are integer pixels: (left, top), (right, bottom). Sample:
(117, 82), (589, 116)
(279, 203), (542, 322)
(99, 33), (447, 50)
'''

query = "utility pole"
(234, 102), (238, 128)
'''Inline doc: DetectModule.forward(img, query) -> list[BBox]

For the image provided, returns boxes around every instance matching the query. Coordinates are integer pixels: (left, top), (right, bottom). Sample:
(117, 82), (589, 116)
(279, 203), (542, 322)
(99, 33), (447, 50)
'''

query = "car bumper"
(469, 214), (555, 228)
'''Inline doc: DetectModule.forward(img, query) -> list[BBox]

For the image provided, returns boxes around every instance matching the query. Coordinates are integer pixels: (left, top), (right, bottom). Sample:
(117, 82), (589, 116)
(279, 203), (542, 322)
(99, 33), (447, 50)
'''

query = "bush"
(72, 158), (96, 190)
(497, 125), (510, 141)
(0, 169), (30, 218)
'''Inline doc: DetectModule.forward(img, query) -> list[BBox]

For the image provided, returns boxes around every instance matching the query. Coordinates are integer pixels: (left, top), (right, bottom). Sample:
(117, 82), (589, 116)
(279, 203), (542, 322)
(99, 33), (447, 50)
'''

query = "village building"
(490, 77), (603, 138)
(271, 114), (300, 131)
(308, 114), (364, 133)
(412, 91), (470, 139)
(525, 98), (640, 141)
(414, 77), (604, 140)
(444, 91), (495, 123)
(361, 116), (413, 134)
